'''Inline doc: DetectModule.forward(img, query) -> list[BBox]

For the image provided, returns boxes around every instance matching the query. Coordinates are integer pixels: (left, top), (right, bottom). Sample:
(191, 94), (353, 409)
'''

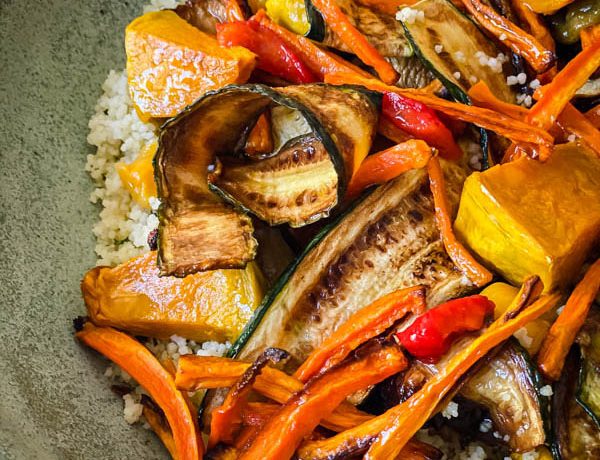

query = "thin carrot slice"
(556, 104), (600, 155)
(76, 323), (201, 460)
(244, 112), (273, 157)
(428, 157), (493, 287)
(586, 104), (600, 129)
(209, 348), (288, 448)
(467, 81), (528, 120)
(240, 342), (408, 460)
(581, 24), (600, 48)
(538, 259), (600, 381)
(461, 0), (555, 74)
(297, 292), (561, 460)
(175, 355), (373, 432)
(241, 402), (279, 426)
(252, 10), (371, 81)
(309, 0), (397, 84)
(294, 286), (425, 382)
(324, 72), (554, 159)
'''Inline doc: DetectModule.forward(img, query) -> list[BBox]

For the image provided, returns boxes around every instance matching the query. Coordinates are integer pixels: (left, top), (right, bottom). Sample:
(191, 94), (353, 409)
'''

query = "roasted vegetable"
(454, 144), (600, 290)
(552, 348), (600, 459)
(76, 322), (202, 460)
(155, 83), (379, 275)
(551, 0), (600, 44)
(125, 10), (256, 119)
(461, 340), (549, 452)
(175, 0), (244, 34)
(115, 141), (158, 210)
(240, 341), (408, 460)
(82, 251), (265, 342)
(527, 0), (579, 15)
(396, 295), (495, 362)
(577, 305), (600, 427)
(538, 259), (600, 380)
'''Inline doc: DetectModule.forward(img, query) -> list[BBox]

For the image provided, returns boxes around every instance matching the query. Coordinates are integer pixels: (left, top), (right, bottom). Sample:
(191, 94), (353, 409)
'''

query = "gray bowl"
(0, 1), (167, 458)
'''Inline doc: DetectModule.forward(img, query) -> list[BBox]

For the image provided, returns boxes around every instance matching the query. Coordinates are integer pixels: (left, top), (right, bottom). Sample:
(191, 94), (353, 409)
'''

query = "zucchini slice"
(155, 83), (379, 276)
(460, 340), (548, 452)
(552, 349), (600, 460)
(576, 305), (600, 428)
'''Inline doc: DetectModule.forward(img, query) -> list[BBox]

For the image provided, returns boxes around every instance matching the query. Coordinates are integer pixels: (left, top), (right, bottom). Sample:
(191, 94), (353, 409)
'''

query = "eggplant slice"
(576, 305), (600, 428)
(155, 84), (379, 276)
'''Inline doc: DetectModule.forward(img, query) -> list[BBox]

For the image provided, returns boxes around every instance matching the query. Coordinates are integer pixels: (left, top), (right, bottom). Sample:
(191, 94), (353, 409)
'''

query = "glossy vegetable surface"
(115, 141), (158, 210)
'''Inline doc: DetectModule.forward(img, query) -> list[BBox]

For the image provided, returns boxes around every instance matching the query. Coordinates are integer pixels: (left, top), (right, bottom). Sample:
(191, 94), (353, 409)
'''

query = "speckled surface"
(0, 1), (167, 458)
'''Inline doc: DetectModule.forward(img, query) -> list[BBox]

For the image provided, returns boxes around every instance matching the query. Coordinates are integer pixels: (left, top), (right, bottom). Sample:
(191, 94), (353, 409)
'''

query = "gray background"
(0, 1), (167, 458)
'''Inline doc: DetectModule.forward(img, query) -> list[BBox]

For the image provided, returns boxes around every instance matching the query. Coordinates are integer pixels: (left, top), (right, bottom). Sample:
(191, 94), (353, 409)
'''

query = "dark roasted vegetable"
(156, 83), (379, 276)
(552, 348), (600, 460)
(577, 305), (600, 428)
(550, 0), (600, 44)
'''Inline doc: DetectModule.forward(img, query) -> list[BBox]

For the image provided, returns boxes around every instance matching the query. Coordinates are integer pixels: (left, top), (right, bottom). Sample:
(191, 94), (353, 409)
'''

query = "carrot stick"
(244, 112), (273, 157)
(467, 81), (528, 120)
(460, 0), (554, 74)
(297, 292), (561, 460)
(538, 259), (600, 381)
(556, 104), (600, 155)
(208, 348), (288, 448)
(76, 323), (201, 460)
(324, 72), (554, 159)
(294, 286), (425, 382)
(225, 0), (246, 22)
(428, 157), (493, 287)
(309, 0), (398, 84)
(239, 343), (408, 460)
(241, 402), (279, 426)
(176, 355), (374, 432)
(251, 10), (371, 81)
(586, 104), (600, 129)
(345, 141), (433, 199)
(581, 24), (600, 48)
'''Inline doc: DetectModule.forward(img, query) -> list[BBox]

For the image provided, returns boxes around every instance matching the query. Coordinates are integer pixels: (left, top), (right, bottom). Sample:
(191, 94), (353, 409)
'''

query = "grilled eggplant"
(576, 305), (600, 428)
(155, 83), (379, 276)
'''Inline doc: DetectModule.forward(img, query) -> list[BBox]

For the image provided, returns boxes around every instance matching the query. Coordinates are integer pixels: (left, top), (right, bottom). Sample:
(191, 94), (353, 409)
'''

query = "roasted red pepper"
(396, 295), (495, 362)
(382, 92), (463, 161)
(217, 20), (317, 84)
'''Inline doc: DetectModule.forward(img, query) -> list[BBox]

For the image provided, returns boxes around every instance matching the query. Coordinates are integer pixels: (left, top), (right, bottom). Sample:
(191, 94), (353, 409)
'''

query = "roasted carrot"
(581, 24), (600, 48)
(241, 402), (279, 426)
(309, 0), (397, 84)
(538, 259), (600, 381)
(252, 10), (371, 81)
(468, 81), (528, 120)
(297, 292), (561, 459)
(556, 104), (600, 155)
(224, 0), (246, 22)
(240, 342), (408, 460)
(355, 0), (409, 15)
(244, 112), (273, 157)
(142, 403), (178, 460)
(324, 72), (554, 159)
(460, 0), (554, 74)
(345, 141), (433, 199)
(428, 157), (493, 287)
(295, 286), (425, 382)
(524, 0), (578, 15)
(586, 104), (600, 129)
(76, 323), (201, 460)
(209, 348), (288, 448)
(176, 355), (374, 432)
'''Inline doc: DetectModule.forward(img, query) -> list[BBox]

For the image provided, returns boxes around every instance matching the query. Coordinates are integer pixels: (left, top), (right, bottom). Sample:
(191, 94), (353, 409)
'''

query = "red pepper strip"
(76, 323), (201, 460)
(460, 0), (555, 74)
(324, 72), (554, 159)
(345, 141), (433, 199)
(239, 343), (408, 460)
(395, 295), (495, 362)
(142, 404), (179, 460)
(208, 348), (288, 448)
(294, 286), (426, 382)
(309, 0), (398, 84)
(428, 157), (494, 287)
(586, 105), (600, 129)
(217, 20), (317, 84)
(538, 259), (600, 381)
(382, 92), (463, 160)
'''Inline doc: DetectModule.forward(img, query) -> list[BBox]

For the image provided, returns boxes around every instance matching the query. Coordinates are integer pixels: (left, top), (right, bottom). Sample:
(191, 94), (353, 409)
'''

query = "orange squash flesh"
(294, 286), (425, 382)
(76, 323), (202, 460)
(239, 344), (408, 460)
(126, 10), (256, 118)
(244, 112), (273, 157)
(115, 141), (158, 209)
(538, 259), (600, 381)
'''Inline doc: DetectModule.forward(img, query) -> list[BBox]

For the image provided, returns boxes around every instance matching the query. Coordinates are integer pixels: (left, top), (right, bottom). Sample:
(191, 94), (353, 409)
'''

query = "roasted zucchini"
(577, 305), (600, 428)
(156, 83), (379, 276)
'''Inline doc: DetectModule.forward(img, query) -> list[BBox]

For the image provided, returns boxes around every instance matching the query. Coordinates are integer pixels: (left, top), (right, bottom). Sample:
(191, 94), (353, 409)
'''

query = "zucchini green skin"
(576, 305), (600, 429)
(155, 83), (379, 276)
(304, 0), (326, 41)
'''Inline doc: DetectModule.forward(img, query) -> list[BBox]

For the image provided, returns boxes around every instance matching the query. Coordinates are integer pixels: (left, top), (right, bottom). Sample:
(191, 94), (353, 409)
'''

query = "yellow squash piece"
(265, 0), (310, 35)
(125, 10), (256, 118)
(455, 144), (600, 291)
(82, 251), (265, 342)
(116, 141), (158, 209)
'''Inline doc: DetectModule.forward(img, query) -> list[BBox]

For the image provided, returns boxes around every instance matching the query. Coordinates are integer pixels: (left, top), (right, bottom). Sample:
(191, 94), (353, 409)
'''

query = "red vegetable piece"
(217, 20), (317, 84)
(382, 92), (463, 161)
(396, 295), (495, 362)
